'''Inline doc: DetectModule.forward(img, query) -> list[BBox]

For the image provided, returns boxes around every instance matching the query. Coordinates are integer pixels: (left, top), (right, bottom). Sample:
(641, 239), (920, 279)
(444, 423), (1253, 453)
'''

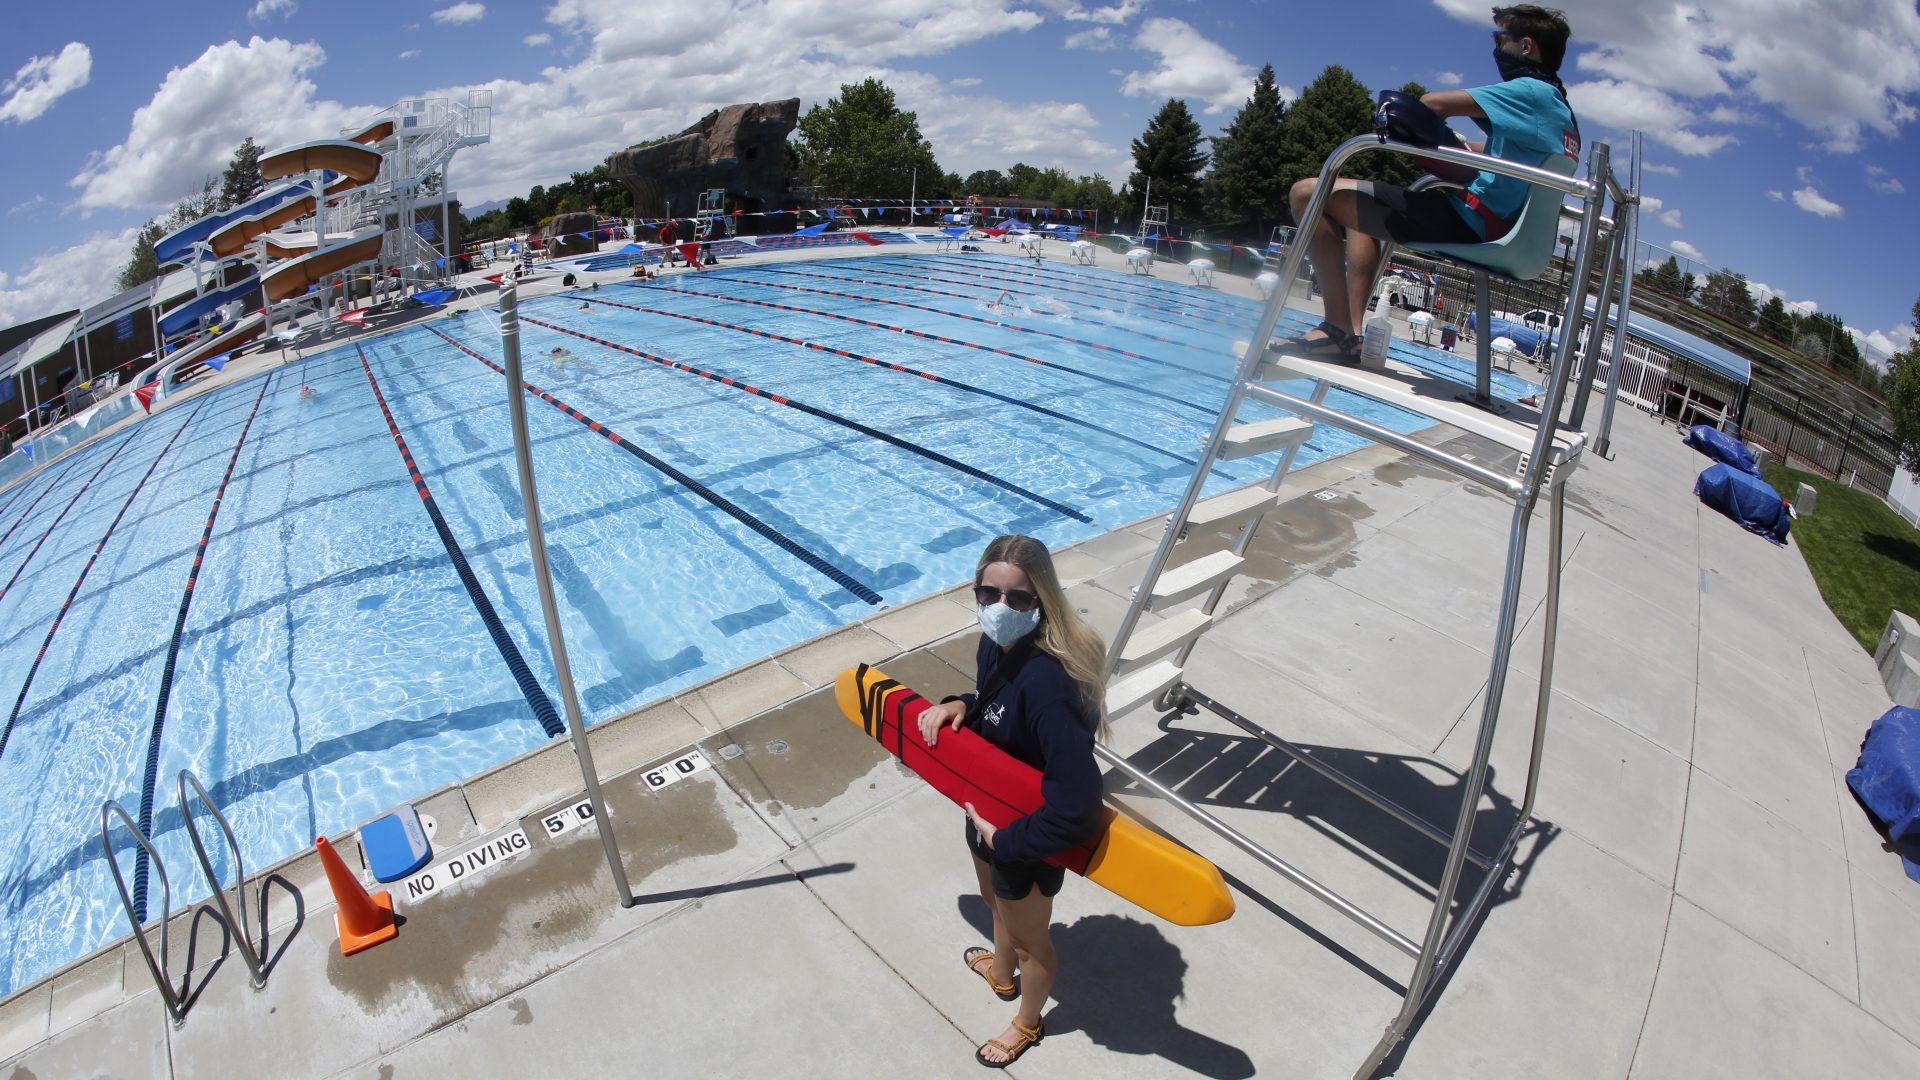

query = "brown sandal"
(963, 946), (1019, 1001)
(976, 1018), (1043, 1068)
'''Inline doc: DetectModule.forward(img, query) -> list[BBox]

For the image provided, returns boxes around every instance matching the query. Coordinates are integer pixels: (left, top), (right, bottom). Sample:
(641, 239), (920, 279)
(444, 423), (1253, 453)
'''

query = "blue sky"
(1, 0), (1916, 363)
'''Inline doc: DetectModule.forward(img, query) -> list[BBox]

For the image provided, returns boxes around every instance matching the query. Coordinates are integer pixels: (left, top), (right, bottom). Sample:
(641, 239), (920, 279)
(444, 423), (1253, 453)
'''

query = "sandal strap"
(964, 948), (1016, 992)
(1011, 1019), (1042, 1041)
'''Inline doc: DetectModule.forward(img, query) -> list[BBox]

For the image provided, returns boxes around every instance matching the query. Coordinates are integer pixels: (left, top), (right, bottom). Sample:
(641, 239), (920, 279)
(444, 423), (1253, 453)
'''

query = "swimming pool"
(0, 252), (1534, 994)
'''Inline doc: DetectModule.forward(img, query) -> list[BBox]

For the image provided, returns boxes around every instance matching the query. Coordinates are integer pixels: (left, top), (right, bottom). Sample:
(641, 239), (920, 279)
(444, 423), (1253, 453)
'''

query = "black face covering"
(1492, 46), (1568, 96)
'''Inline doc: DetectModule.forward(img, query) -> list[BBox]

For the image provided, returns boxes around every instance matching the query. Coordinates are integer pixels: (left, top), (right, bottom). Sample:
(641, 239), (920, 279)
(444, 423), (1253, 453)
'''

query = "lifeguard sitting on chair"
(1274, 4), (1578, 363)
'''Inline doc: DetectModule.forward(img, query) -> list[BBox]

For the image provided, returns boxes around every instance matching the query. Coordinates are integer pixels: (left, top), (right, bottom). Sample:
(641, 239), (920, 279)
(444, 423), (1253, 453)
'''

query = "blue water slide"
(152, 177), (320, 267)
(157, 273), (262, 337)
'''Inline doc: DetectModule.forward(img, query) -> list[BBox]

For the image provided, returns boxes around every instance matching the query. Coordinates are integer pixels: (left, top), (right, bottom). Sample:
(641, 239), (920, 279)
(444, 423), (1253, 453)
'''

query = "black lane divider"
(743, 266), (1232, 385)
(0, 400), (207, 775)
(916, 251), (1256, 319)
(358, 345), (569, 744)
(425, 328), (887, 602)
(0, 454), (91, 554)
(511, 314), (1093, 525)
(652, 279), (1215, 417)
(130, 375), (274, 919)
(873, 255), (1252, 327)
(575, 295), (1212, 472)
(0, 429), (144, 609)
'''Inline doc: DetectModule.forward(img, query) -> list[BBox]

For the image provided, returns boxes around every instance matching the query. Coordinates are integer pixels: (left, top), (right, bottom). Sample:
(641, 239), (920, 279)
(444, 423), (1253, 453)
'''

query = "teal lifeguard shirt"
(1455, 77), (1580, 238)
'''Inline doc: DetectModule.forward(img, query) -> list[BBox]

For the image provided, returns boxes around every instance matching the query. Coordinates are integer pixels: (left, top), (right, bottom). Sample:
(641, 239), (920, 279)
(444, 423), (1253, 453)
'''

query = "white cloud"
(1639, 194), (1683, 228)
(432, 2), (486, 24)
(1791, 186), (1844, 217)
(248, 0), (297, 22)
(1434, 71), (1462, 87)
(1669, 239), (1707, 262)
(0, 226), (141, 330)
(1565, 79), (1735, 156)
(524, 33), (552, 46)
(7, 195), (46, 217)
(1857, 324), (1912, 368)
(1065, 27), (1116, 50)
(1750, 280), (1820, 317)
(1867, 164), (1904, 194)
(69, 37), (372, 212)
(950, 76), (981, 87)
(1642, 162), (1680, 176)
(1765, 189), (1783, 200)
(0, 42), (92, 125)
(1038, 0), (1145, 23)
(1119, 17), (1255, 114)
(398, 49), (421, 59)
(1794, 164), (1820, 185)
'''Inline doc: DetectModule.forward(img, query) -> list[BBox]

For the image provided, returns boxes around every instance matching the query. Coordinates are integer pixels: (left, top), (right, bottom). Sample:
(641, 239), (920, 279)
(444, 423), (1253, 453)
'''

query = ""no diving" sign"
(400, 826), (531, 904)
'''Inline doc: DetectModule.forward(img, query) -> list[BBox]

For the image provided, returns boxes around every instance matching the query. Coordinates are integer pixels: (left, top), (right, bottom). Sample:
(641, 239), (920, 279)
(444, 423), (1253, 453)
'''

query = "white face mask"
(977, 602), (1041, 648)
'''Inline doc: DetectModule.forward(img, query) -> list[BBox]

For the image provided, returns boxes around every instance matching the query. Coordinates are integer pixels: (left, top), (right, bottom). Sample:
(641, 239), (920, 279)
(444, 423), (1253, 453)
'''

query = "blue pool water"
(0, 253), (1534, 993)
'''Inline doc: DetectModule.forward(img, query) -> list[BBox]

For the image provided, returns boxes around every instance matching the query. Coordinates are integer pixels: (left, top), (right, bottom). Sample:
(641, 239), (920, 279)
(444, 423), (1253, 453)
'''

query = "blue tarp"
(1465, 313), (1544, 356)
(1848, 706), (1920, 882)
(412, 288), (455, 306)
(1684, 425), (1760, 475)
(1694, 462), (1790, 542)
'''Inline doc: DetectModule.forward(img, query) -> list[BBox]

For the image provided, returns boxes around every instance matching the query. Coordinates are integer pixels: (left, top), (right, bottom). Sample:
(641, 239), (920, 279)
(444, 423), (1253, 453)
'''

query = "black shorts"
(967, 816), (1065, 901)
(1350, 181), (1483, 245)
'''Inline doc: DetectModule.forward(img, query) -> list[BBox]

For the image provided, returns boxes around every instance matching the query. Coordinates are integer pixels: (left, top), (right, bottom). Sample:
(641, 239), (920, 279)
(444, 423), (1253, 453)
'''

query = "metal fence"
(1738, 381), (1897, 497)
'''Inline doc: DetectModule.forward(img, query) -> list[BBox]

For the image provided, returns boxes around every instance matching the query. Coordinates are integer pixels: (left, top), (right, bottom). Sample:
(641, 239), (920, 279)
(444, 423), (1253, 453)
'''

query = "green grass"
(1763, 464), (1920, 653)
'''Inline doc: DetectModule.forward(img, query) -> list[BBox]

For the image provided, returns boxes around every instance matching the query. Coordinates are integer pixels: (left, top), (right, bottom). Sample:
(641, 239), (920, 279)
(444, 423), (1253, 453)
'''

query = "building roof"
(1587, 299), (1752, 386)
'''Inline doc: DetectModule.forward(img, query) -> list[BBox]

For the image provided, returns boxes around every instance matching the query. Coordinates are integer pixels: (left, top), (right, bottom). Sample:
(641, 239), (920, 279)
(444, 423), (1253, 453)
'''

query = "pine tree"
(792, 78), (943, 199)
(1698, 268), (1758, 325)
(116, 221), (167, 291)
(1127, 99), (1209, 223)
(218, 138), (266, 211)
(1275, 65), (1375, 212)
(1756, 295), (1793, 341)
(1205, 65), (1288, 238)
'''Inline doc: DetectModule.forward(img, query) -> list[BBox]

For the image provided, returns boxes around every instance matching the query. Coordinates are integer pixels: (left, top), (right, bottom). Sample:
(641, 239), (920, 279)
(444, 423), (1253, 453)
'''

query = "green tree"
(1127, 98), (1209, 223)
(1756, 294), (1793, 341)
(964, 169), (1011, 197)
(1888, 294), (1920, 469)
(791, 77), (942, 198)
(1679, 271), (1698, 302)
(218, 137), (266, 211)
(1698, 267), (1758, 325)
(1276, 65), (1375, 213)
(116, 221), (167, 291)
(1206, 64), (1289, 237)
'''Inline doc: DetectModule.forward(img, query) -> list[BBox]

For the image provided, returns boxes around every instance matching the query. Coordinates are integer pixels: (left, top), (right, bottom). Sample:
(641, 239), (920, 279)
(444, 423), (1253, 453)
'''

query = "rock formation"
(542, 211), (600, 256)
(607, 99), (799, 220)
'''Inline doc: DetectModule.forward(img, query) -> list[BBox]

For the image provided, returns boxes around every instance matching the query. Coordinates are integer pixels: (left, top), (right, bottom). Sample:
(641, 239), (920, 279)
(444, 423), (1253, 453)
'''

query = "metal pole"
(498, 283), (635, 907)
(1595, 130), (1642, 457)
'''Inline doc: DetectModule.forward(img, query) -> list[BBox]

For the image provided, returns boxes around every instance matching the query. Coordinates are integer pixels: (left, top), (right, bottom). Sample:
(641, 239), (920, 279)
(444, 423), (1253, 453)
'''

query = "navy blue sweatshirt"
(954, 634), (1105, 864)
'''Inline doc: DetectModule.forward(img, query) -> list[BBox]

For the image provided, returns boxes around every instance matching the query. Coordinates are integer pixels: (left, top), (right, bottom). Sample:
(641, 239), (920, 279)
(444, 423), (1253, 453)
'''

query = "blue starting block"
(361, 804), (433, 882)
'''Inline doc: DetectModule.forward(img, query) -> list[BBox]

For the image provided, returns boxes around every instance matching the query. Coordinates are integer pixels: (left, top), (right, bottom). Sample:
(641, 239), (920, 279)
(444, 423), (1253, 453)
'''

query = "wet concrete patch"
(702, 687), (921, 846)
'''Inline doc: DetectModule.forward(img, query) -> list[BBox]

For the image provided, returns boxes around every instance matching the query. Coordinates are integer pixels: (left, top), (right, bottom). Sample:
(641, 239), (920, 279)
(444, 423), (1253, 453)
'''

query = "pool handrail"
(178, 768), (271, 988)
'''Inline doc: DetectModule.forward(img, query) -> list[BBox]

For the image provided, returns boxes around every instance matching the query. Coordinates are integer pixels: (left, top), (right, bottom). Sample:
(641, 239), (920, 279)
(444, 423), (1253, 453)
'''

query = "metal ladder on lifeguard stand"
(1094, 133), (1640, 1078)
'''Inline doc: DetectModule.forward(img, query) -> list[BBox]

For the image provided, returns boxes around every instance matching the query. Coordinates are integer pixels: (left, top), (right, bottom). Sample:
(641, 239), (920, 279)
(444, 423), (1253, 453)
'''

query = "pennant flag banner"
(484, 273), (505, 284)
(134, 384), (157, 413)
(203, 354), (228, 372)
(339, 310), (369, 326)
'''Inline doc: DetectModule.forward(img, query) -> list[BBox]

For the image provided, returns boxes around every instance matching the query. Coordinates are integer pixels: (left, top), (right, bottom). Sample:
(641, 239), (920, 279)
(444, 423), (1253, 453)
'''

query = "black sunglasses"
(974, 585), (1041, 612)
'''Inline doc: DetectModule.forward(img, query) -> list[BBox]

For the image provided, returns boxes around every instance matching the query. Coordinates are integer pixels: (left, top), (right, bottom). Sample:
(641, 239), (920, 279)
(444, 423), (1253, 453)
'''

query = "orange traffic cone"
(315, 836), (399, 956)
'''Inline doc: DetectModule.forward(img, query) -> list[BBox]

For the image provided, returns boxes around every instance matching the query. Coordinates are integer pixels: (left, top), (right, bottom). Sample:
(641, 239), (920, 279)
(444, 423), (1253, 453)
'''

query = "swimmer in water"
(549, 346), (595, 375)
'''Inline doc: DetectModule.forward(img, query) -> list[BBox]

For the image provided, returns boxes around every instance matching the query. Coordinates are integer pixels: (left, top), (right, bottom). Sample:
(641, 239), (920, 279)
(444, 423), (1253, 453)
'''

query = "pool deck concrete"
(4, 244), (1917, 1078)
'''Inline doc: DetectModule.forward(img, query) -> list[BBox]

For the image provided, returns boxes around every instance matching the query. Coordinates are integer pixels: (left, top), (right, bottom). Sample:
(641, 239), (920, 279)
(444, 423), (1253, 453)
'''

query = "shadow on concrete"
(1108, 707), (1562, 1077)
(633, 862), (854, 906)
(958, 899), (1256, 1078)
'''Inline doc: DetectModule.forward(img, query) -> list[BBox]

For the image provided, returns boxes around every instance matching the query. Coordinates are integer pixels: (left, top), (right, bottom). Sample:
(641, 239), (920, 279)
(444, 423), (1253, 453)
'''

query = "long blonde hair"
(976, 535), (1110, 741)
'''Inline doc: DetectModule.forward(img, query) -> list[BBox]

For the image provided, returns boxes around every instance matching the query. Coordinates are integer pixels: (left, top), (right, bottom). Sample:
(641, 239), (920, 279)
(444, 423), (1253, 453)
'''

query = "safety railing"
(100, 767), (275, 1026)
